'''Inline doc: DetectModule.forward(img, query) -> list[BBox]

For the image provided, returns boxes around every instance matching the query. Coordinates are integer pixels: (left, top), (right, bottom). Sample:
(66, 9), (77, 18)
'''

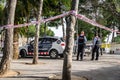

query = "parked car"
(19, 36), (65, 59)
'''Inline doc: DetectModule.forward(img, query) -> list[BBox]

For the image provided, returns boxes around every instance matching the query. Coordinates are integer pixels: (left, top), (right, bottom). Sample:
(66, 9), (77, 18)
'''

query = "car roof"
(40, 36), (61, 39)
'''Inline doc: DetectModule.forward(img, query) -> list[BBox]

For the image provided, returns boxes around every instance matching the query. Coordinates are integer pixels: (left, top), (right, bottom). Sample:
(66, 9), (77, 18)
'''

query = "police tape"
(0, 11), (72, 29)
(43, 11), (73, 22)
(72, 12), (120, 34)
(0, 21), (39, 29)
(0, 10), (120, 34)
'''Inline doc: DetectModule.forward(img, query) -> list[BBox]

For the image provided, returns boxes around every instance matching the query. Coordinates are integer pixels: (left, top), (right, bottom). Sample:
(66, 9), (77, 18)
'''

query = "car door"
(39, 38), (52, 54)
(28, 40), (34, 53)
(28, 38), (43, 53)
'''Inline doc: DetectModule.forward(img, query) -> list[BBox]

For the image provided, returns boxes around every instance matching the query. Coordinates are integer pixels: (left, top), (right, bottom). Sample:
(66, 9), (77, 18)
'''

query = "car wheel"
(49, 50), (58, 59)
(60, 54), (64, 58)
(20, 49), (27, 58)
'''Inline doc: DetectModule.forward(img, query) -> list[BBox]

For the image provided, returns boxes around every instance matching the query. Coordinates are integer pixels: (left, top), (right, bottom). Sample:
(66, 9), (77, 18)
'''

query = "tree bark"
(13, 29), (19, 59)
(0, 0), (17, 75)
(61, 18), (66, 40)
(32, 0), (43, 64)
(62, 0), (79, 80)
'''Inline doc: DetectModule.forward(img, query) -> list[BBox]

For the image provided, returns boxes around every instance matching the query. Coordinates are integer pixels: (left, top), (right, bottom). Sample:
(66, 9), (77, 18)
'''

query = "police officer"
(77, 31), (87, 61)
(91, 34), (101, 60)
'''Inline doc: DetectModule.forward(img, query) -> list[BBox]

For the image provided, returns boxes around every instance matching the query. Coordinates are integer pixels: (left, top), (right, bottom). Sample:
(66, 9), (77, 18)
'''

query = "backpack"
(78, 36), (85, 44)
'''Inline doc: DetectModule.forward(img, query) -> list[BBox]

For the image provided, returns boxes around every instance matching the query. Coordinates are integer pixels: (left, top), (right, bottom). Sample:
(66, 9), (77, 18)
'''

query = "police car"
(19, 36), (65, 59)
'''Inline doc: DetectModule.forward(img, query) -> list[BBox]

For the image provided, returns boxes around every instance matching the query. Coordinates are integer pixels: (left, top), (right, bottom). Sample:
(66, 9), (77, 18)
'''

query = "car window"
(60, 38), (65, 42)
(30, 38), (43, 45)
(39, 38), (43, 41)
(46, 39), (52, 43)
(41, 38), (52, 44)
(39, 38), (44, 43)
(51, 38), (57, 42)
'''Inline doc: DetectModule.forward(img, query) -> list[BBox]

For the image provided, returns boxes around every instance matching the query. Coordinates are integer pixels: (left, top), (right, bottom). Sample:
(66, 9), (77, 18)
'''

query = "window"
(41, 38), (52, 44)
(51, 38), (57, 42)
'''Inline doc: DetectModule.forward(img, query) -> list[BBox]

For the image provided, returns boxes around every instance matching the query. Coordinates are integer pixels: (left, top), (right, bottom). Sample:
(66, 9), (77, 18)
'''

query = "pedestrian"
(91, 34), (101, 60)
(77, 31), (87, 61)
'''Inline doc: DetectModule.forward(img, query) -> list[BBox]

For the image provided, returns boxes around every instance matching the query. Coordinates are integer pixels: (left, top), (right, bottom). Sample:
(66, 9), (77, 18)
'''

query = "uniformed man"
(91, 34), (101, 60)
(77, 31), (87, 61)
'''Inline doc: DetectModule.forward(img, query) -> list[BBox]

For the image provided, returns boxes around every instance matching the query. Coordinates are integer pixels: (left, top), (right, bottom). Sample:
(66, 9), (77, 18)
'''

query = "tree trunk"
(112, 26), (115, 42)
(32, 0), (43, 64)
(0, 31), (5, 48)
(0, 0), (17, 75)
(13, 29), (19, 59)
(44, 22), (47, 36)
(26, 16), (30, 44)
(61, 18), (66, 40)
(62, 0), (79, 80)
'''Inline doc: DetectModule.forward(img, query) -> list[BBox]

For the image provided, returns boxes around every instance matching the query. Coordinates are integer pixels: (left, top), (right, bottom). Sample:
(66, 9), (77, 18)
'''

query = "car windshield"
(30, 38), (43, 45)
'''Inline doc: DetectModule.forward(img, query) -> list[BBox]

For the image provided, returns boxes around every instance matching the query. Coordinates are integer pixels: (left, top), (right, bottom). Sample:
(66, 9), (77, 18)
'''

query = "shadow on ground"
(72, 65), (120, 80)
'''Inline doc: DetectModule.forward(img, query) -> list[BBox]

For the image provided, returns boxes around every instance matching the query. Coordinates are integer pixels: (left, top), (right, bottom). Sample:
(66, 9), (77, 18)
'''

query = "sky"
(48, 25), (64, 37)
(48, 18), (66, 37)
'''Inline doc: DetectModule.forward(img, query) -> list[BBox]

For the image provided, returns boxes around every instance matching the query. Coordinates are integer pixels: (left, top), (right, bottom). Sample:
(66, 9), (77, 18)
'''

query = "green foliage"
(39, 24), (55, 37)
(43, 0), (59, 17)
(0, 0), (5, 25)
(114, 0), (120, 12)
(0, 6), (3, 25)
(46, 29), (54, 36)
(77, 20), (94, 40)
(114, 35), (120, 43)
(27, 24), (54, 38)
(27, 25), (36, 37)
(1, 0), (120, 42)
(42, 0), (71, 27)
(43, 0), (70, 17)
(76, 20), (108, 41)
(77, 0), (120, 42)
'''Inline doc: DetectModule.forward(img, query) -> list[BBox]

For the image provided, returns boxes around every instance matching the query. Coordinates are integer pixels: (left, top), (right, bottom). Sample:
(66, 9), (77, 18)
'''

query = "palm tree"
(13, 0), (32, 59)
(32, 0), (43, 64)
(62, 0), (79, 80)
(12, 0), (57, 59)
(59, 1), (66, 40)
(13, 0), (42, 59)
(0, 0), (17, 75)
(57, 0), (71, 39)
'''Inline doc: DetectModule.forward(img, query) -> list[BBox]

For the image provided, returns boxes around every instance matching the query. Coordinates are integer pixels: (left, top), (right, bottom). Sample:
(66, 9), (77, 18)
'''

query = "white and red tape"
(0, 10), (120, 33)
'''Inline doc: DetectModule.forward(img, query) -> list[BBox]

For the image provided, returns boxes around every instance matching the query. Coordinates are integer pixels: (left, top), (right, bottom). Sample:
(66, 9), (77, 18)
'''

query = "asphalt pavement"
(0, 53), (120, 80)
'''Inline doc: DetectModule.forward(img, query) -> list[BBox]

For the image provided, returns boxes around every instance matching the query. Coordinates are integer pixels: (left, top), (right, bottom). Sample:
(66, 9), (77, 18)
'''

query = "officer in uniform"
(91, 34), (101, 60)
(77, 31), (87, 61)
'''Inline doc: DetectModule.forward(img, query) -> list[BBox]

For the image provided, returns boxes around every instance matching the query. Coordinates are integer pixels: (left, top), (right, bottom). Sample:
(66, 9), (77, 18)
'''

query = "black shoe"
(95, 58), (98, 60)
(91, 59), (94, 61)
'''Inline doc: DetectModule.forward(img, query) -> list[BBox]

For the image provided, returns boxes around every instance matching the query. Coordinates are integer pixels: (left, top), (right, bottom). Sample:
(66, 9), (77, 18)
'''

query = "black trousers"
(91, 46), (100, 60)
(77, 45), (84, 60)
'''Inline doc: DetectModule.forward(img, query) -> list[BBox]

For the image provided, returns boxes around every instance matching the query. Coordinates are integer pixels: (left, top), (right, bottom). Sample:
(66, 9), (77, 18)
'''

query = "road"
(0, 53), (120, 80)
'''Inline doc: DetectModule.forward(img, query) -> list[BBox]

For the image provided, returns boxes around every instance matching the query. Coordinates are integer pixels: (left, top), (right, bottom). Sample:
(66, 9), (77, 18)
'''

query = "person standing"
(91, 34), (101, 60)
(77, 31), (87, 61)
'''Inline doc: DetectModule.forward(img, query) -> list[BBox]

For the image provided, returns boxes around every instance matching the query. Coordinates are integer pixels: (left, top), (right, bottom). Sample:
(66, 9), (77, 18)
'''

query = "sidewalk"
(0, 53), (120, 80)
